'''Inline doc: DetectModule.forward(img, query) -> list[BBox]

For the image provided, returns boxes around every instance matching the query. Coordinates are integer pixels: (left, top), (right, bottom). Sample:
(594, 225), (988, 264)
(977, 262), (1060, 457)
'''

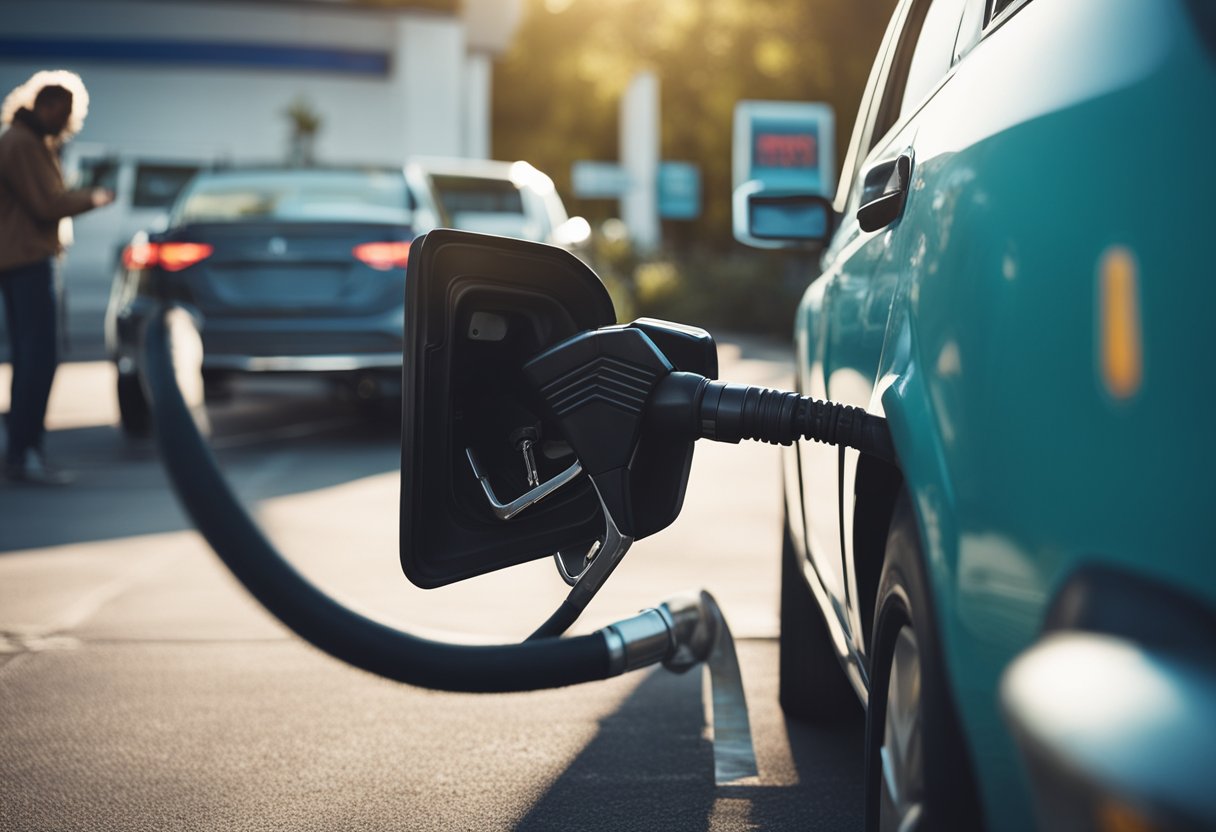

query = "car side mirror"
(399, 230), (717, 590)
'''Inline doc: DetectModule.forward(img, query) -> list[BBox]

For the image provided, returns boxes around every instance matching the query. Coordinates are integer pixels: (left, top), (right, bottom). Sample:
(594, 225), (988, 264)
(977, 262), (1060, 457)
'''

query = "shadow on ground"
(0, 379), (401, 553)
(517, 660), (864, 832)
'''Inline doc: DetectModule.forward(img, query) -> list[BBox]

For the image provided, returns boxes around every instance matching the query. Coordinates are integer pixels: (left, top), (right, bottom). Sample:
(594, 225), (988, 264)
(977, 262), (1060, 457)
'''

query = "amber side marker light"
(1098, 246), (1143, 400)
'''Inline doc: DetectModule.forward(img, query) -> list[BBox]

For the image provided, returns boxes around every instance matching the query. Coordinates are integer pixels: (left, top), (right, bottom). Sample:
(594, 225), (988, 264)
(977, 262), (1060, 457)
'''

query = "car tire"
(864, 492), (984, 831)
(116, 371), (151, 437)
(202, 371), (233, 404)
(779, 510), (862, 722)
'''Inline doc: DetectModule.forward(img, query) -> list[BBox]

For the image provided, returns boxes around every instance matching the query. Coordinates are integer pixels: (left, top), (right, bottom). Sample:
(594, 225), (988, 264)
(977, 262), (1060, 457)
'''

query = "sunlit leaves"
(493, 0), (897, 248)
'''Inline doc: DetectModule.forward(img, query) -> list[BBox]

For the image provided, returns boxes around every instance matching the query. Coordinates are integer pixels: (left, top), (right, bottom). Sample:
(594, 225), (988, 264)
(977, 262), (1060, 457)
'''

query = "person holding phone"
(0, 71), (113, 485)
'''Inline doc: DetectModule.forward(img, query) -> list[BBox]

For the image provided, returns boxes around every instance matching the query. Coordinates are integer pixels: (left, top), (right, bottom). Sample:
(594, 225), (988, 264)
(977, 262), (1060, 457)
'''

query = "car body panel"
(790, 1), (1216, 829)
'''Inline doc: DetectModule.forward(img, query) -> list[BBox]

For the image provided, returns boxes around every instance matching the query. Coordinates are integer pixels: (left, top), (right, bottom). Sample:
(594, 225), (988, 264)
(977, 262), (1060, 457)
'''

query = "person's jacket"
(0, 108), (94, 272)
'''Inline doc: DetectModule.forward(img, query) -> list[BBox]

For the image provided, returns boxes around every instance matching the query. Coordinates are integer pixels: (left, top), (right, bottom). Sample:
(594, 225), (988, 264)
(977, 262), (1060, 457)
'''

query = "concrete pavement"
(0, 340), (866, 831)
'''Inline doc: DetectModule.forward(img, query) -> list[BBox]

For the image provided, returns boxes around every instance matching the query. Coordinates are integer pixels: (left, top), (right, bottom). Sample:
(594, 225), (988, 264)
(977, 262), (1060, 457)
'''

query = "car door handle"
(857, 151), (913, 233)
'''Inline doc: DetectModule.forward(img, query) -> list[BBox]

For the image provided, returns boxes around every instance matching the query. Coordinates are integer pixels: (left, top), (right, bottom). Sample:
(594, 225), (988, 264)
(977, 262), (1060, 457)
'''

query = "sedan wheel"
(865, 492), (984, 831)
(879, 625), (923, 832)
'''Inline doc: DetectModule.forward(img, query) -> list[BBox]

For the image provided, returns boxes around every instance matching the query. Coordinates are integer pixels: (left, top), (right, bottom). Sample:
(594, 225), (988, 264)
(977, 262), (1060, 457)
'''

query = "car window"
(954, 0), (987, 62)
(429, 175), (525, 221)
(173, 170), (412, 225)
(133, 164), (201, 209)
(833, 2), (906, 213)
(989, 0), (1020, 21)
(870, 0), (967, 150)
(899, 0), (967, 118)
(986, 0), (1034, 31)
(77, 156), (120, 192)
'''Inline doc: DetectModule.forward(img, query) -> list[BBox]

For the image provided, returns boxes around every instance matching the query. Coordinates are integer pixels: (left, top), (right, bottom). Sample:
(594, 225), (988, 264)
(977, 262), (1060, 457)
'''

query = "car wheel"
(202, 371), (233, 404)
(116, 371), (151, 437)
(779, 510), (861, 722)
(865, 493), (984, 831)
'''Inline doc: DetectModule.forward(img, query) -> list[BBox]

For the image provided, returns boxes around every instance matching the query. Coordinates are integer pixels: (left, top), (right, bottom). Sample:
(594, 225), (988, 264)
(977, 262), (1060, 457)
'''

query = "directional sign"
(658, 162), (700, 220)
(571, 161), (630, 199)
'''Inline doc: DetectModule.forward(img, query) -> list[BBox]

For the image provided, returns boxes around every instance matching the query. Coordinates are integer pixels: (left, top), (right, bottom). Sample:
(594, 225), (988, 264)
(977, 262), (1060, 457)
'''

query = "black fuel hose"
(700, 379), (895, 462)
(141, 308), (614, 693)
(528, 599), (585, 641)
(651, 373), (896, 464)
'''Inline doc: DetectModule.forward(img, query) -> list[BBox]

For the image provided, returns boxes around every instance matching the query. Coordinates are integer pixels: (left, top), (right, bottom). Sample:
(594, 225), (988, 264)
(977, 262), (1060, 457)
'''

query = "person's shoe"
(4, 452), (75, 486)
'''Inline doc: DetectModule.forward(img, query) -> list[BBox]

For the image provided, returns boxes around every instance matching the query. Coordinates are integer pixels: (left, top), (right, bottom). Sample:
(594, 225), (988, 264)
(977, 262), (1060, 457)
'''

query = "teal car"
(735, 0), (1216, 829)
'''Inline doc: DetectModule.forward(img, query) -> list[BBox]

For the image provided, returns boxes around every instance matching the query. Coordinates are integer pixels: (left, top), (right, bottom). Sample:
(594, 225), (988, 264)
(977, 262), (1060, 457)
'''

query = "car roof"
(406, 157), (521, 179)
(197, 165), (405, 179)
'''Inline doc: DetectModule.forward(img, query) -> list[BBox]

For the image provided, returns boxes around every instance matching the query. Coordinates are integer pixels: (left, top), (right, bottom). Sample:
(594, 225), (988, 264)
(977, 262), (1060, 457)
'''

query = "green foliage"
(493, 0), (896, 250)
(586, 233), (818, 337)
(284, 97), (322, 137)
(353, 0), (460, 11)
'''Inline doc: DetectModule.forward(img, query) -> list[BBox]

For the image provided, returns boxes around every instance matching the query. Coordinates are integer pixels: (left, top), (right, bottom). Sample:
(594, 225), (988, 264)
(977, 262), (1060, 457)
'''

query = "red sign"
(754, 132), (818, 169)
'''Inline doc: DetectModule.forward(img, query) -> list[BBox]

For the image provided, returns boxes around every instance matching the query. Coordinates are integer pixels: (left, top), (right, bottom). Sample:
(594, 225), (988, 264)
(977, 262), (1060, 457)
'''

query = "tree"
(493, 0), (896, 250)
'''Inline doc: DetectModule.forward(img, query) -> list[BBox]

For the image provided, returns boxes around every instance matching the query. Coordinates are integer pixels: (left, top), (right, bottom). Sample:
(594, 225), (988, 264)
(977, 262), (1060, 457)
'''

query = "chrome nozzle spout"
(660, 590), (719, 673)
(599, 590), (757, 785)
(600, 590), (720, 676)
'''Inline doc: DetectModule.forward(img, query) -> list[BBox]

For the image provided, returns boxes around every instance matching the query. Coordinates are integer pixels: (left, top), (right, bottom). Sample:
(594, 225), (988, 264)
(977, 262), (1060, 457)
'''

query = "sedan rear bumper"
(202, 353), (402, 372)
(110, 296), (405, 375)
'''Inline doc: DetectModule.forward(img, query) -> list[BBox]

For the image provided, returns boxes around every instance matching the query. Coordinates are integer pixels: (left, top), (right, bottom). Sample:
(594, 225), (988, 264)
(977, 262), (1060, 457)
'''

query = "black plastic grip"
(698, 381), (895, 463)
(699, 382), (802, 445)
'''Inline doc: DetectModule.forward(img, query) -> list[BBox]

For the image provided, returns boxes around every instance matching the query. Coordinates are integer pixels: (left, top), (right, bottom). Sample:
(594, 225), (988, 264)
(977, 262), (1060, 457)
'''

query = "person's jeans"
(1, 259), (58, 468)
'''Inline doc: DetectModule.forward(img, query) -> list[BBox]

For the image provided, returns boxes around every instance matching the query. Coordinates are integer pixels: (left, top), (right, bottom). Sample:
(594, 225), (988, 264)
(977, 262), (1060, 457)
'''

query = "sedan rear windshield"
(430, 175), (526, 219)
(172, 170), (412, 226)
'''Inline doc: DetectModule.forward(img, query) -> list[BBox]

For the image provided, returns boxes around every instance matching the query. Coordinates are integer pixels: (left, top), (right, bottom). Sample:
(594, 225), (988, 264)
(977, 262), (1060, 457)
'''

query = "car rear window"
(173, 170), (412, 225)
(134, 163), (201, 209)
(429, 175), (525, 219)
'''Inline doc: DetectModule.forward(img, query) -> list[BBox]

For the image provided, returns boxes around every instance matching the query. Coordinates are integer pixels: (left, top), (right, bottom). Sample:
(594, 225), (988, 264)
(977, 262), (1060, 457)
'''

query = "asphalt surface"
(0, 338), (866, 831)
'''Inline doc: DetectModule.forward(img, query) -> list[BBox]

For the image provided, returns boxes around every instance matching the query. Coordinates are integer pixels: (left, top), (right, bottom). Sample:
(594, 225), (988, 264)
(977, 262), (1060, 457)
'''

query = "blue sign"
(571, 161), (630, 199)
(658, 162), (700, 220)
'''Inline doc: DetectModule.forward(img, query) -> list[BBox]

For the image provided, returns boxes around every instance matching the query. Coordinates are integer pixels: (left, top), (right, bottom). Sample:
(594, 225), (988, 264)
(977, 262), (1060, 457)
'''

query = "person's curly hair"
(2, 69), (90, 139)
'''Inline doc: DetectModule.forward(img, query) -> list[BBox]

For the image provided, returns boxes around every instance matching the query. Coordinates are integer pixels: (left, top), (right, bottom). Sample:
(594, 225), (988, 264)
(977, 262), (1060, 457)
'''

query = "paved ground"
(0, 337), (866, 831)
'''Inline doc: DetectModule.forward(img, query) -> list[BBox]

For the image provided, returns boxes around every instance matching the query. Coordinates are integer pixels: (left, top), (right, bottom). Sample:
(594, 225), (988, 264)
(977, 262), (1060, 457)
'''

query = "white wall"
(0, 0), (491, 308)
(396, 15), (465, 159)
(0, 0), (467, 165)
(462, 52), (491, 160)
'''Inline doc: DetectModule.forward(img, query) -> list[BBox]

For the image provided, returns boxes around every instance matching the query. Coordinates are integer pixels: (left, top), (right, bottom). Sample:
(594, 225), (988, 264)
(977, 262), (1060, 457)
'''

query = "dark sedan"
(105, 167), (416, 433)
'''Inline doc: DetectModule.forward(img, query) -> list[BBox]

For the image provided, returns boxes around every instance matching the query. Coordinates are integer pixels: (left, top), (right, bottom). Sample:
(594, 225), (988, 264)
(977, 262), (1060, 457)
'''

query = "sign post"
(621, 71), (660, 253)
(658, 162), (700, 221)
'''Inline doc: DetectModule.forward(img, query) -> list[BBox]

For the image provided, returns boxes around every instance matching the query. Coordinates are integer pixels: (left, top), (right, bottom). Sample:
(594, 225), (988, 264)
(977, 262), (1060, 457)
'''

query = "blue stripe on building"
(0, 38), (390, 77)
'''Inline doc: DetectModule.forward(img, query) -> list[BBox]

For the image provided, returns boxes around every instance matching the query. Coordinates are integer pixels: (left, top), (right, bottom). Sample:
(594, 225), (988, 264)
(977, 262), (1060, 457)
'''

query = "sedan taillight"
(353, 241), (411, 271)
(122, 242), (214, 272)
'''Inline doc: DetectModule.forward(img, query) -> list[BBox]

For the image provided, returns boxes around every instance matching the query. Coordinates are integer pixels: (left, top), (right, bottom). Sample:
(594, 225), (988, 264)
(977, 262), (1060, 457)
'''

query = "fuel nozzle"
(526, 324), (896, 473)
(521, 321), (894, 643)
(522, 325), (674, 537)
(650, 373), (896, 463)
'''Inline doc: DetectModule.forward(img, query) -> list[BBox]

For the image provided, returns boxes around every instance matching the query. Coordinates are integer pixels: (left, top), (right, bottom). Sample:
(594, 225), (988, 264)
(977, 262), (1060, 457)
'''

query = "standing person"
(0, 71), (112, 485)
